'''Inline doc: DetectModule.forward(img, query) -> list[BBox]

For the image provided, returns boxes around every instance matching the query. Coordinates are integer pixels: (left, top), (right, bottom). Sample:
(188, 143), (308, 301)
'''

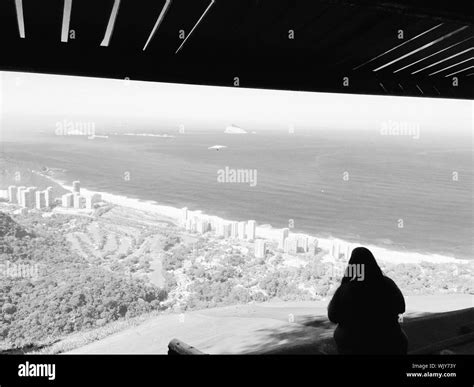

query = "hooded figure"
(328, 247), (408, 354)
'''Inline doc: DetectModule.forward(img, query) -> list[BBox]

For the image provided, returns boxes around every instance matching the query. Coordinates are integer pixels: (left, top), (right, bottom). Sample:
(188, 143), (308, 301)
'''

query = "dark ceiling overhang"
(0, 0), (472, 99)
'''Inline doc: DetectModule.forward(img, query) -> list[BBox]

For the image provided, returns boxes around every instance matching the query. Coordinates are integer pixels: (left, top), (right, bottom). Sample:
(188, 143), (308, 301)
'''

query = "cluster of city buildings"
(180, 207), (320, 259)
(181, 207), (257, 240)
(60, 181), (101, 210)
(7, 181), (102, 214)
(277, 228), (318, 255)
(8, 185), (54, 214)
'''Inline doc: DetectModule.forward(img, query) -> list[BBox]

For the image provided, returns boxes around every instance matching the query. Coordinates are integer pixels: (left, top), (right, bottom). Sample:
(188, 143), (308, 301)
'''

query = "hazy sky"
(0, 70), (472, 136)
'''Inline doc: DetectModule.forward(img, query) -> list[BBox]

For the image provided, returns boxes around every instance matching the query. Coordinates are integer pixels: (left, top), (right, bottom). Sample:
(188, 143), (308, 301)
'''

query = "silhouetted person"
(328, 247), (408, 354)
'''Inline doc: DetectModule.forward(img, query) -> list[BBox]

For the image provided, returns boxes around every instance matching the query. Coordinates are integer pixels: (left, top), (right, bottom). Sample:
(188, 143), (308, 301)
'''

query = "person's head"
(341, 247), (383, 284)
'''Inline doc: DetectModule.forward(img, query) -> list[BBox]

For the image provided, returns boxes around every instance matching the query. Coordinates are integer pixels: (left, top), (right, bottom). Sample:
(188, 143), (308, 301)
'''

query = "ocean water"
(1, 130), (473, 260)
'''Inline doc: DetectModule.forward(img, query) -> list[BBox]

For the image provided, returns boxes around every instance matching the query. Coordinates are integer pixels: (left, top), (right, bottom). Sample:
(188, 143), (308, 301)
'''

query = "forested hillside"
(0, 212), (167, 350)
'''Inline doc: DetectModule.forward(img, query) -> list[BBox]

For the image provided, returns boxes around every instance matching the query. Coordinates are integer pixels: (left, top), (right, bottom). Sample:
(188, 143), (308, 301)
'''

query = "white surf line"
(352, 23), (443, 70)
(101, 0), (121, 47)
(14, 0), (25, 38)
(411, 48), (473, 74)
(175, 0), (215, 54)
(393, 37), (472, 73)
(428, 57), (473, 76)
(143, 0), (173, 51)
(61, 0), (73, 42)
(444, 65), (474, 78)
(373, 26), (469, 72)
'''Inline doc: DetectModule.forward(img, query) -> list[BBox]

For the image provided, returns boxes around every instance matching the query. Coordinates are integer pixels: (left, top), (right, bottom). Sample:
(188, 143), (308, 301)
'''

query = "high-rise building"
(72, 181), (81, 194)
(278, 228), (289, 249)
(309, 242), (318, 255)
(297, 235), (309, 253)
(73, 194), (80, 209)
(17, 186), (26, 206)
(247, 220), (256, 240)
(0, 190), (8, 201)
(86, 193), (101, 210)
(35, 191), (46, 210)
(8, 186), (18, 204)
(284, 238), (298, 254)
(28, 187), (37, 209)
(22, 188), (36, 209)
(73, 194), (86, 209)
(208, 218), (216, 233)
(203, 219), (210, 234)
(196, 219), (203, 234)
(216, 220), (230, 238)
(215, 219), (223, 236)
(181, 207), (188, 226)
(61, 193), (74, 208)
(345, 244), (352, 260)
(238, 222), (246, 240)
(254, 239), (266, 258)
(222, 223), (231, 238)
(44, 187), (54, 207)
(231, 222), (239, 239)
(20, 190), (28, 209)
(185, 218), (193, 232)
(196, 219), (209, 234)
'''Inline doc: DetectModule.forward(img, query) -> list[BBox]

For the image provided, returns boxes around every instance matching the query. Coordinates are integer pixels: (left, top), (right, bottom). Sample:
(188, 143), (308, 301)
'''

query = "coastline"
(36, 171), (470, 266)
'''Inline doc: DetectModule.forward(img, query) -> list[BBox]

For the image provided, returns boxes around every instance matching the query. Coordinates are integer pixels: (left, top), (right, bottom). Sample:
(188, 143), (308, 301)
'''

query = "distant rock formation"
(224, 124), (247, 134)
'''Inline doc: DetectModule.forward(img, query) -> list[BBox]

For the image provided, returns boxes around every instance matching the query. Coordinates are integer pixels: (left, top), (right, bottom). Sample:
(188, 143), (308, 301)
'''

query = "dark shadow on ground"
(232, 308), (474, 355)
